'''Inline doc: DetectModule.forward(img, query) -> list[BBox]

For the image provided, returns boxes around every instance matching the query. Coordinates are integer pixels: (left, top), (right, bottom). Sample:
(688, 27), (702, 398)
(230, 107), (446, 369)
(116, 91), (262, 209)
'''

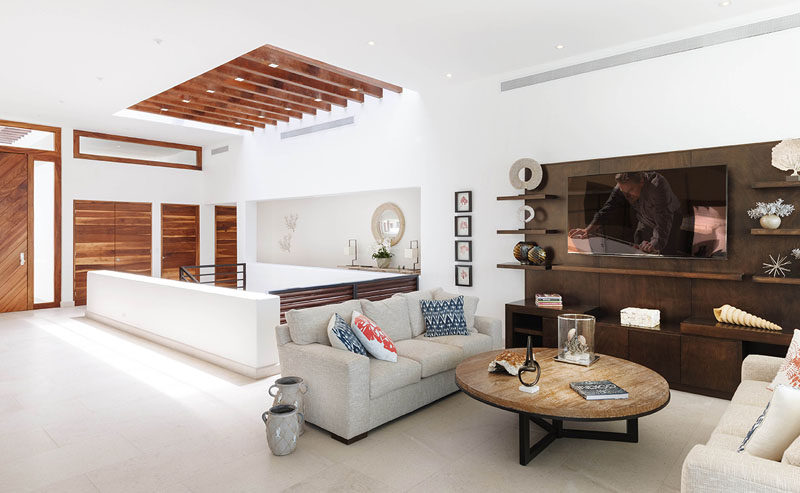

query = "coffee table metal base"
(519, 414), (638, 465)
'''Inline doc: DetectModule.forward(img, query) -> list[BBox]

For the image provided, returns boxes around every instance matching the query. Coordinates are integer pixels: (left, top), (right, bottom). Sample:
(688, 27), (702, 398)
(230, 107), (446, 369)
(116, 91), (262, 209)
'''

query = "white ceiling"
(2, 0), (799, 147)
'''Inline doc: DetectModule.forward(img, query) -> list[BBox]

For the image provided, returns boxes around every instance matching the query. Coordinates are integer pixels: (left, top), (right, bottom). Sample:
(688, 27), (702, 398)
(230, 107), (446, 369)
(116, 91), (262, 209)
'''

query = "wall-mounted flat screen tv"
(567, 165), (727, 258)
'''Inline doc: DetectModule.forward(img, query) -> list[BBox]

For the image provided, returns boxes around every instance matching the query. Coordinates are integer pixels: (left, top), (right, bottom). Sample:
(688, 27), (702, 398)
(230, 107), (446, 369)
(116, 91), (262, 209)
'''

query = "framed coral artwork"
(455, 240), (472, 262)
(455, 215), (472, 237)
(455, 265), (473, 287)
(455, 191), (472, 213)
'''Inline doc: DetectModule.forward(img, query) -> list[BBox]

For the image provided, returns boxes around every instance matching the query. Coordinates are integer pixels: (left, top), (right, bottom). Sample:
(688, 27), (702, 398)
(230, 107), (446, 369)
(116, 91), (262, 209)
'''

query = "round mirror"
(371, 202), (405, 246)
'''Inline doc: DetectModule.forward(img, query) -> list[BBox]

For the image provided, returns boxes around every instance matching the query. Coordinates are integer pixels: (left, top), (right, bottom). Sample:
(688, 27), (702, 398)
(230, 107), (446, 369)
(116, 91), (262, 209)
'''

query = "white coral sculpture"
(793, 248), (800, 260)
(278, 234), (292, 253)
(747, 198), (795, 219)
(772, 139), (800, 177)
(713, 304), (782, 331)
(284, 213), (298, 232)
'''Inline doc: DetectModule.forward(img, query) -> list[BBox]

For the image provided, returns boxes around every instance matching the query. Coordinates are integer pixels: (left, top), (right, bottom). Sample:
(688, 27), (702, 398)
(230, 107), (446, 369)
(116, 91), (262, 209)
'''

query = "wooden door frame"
(160, 203), (200, 279)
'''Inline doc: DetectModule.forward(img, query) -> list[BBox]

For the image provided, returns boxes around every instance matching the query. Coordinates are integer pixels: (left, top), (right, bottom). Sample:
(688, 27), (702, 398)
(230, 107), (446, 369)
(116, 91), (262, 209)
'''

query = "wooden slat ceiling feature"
(0, 126), (32, 145)
(132, 44), (402, 131)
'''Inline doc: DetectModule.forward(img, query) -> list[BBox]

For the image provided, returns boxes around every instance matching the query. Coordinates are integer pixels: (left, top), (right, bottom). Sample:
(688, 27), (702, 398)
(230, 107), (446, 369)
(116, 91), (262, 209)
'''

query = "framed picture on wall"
(455, 265), (473, 287)
(455, 215), (472, 237)
(455, 240), (472, 262)
(454, 191), (472, 213)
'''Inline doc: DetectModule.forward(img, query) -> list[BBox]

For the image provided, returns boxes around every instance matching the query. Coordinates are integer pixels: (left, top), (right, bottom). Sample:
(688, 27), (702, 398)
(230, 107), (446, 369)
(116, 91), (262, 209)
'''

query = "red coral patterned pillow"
(350, 311), (397, 362)
(769, 330), (800, 390)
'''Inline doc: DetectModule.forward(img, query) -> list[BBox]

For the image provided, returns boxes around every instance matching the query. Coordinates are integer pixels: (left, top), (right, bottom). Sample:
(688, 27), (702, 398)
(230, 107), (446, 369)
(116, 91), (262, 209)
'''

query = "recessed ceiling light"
(182, 99), (191, 103)
(555, 44), (565, 49)
(285, 107), (292, 111)
(234, 77), (244, 82)
(719, 0), (731, 5)
(160, 108), (168, 111)
(314, 98), (322, 102)
(206, 89), (215, 93)
(350, 87), (359, 92)
(367, 40), (375, 46)
(445, 73), (453, 78)
(258, 115), (265, 118)
(268, 63), (279, 68)
(235, 122), (241, 125)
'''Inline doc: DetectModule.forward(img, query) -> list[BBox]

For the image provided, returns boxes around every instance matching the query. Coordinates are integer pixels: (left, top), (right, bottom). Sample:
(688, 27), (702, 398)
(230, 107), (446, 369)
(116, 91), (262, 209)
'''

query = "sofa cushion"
(369, 356), (421, 399)
(361, 297), (413, 342)
(732, 380), (774, 408)
(433, 288), (478, 333)
(351, 311), (398, 362)
(327, 314), (367, 356)
(782, 434), (800, 466)
(392, 289), (434, 337)
(420, 297), (469, 337)
(739, 385), (800, 461)
(769, 329), (800, 390)
(395, 339), (463, 378)
(415, 332), (492, 358)
(287, 299), (362, 345)
(713, 403), (766, 438)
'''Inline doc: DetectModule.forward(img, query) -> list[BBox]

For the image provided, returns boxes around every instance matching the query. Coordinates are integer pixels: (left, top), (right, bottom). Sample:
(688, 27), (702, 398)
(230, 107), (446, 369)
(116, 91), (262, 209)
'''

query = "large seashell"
(713, 305), (782, 331)
(567, 328), (577, 341)
(488, 350), (527, 375)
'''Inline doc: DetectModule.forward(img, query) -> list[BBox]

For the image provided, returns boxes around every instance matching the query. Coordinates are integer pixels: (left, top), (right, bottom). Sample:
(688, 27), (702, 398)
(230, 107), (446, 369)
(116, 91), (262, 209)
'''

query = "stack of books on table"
(535, 293), (562, 309)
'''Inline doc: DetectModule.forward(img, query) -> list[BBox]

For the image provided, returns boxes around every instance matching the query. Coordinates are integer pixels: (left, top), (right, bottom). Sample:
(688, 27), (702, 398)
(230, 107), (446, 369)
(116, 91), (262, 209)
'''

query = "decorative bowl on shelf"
(513, 241), (537, 264)
(527, 245), (548, 265)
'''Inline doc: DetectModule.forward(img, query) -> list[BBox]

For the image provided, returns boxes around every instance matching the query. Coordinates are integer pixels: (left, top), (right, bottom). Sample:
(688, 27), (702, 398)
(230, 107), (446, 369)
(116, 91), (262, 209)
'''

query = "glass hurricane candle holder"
(556, 314), (598, 366)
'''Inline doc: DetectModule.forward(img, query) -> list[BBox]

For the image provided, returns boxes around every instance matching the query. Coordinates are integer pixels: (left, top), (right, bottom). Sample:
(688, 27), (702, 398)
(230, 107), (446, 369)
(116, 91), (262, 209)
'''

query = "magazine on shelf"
(570, 380), (629, 400)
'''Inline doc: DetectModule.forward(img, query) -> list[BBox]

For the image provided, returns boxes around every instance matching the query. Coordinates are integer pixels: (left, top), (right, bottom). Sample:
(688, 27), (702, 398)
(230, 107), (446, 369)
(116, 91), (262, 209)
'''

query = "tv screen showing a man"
(567, 166), (728, 259)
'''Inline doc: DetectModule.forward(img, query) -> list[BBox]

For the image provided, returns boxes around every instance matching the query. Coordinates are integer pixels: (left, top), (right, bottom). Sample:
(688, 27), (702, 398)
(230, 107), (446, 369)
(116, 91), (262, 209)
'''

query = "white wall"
(204, 28), (800, 324)
(256, 188), (420, 269)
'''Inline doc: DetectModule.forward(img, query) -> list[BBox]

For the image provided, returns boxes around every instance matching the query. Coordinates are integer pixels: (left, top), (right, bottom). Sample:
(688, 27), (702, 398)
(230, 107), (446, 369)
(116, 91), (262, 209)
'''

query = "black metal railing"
(179, 263), (246, 290)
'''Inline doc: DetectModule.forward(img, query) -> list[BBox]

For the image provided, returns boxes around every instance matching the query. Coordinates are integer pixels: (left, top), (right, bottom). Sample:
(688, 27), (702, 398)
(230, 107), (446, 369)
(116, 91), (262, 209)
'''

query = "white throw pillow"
(350, 311), (397, 362)
(392, 289), (434, 337)
(769, 329), (800, 391)
(739, 384), (800, 461)
(433, 288), (478, 333)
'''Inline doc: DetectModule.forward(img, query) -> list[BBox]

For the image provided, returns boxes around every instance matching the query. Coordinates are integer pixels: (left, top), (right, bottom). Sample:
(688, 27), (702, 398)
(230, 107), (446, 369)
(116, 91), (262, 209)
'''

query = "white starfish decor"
(763, 253), (791, 277)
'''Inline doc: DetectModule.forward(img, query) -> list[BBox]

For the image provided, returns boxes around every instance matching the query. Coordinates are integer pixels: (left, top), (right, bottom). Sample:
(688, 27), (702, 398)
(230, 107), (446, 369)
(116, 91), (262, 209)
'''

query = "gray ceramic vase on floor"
(269, 376), (308, 435)
(262, 404), (304, 456)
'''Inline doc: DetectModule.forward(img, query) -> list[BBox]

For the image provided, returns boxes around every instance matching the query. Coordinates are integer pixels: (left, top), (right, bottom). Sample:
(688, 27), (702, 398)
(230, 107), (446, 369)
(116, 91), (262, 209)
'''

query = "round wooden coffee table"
(455, 348), (670, 465)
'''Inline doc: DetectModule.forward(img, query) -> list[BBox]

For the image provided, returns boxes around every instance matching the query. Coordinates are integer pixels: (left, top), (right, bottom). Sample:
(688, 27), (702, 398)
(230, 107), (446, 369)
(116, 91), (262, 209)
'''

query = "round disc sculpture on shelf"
(527, 245), (548, 266)
(518, 205), (535, 223)
(513, 241), (537, 264)
(509, 158), (543, 190)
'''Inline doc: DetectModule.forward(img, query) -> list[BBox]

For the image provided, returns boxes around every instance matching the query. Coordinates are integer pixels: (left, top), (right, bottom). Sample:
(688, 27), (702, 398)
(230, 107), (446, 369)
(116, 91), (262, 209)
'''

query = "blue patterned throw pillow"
(421, 296), (469, 337)
(327, 313), (367, 355)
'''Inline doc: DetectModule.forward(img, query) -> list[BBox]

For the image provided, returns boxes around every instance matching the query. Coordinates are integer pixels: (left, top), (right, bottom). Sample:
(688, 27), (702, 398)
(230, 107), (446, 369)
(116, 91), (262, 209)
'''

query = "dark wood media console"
(503, 140), (800, 399)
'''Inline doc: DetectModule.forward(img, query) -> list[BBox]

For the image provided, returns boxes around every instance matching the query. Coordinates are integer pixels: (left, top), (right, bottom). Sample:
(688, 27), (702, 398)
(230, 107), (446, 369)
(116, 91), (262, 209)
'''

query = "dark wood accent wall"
(271, 275), (419, 324)
(161, 204), (200, 280)
(214, 205), (238, 287)
(73, 200), (152, 305)
(515, 140), (798, 398)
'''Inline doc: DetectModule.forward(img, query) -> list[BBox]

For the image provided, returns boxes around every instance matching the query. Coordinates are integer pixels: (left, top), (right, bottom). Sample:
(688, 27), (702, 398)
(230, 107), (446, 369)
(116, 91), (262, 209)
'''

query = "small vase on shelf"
(760, 214), (781, 229)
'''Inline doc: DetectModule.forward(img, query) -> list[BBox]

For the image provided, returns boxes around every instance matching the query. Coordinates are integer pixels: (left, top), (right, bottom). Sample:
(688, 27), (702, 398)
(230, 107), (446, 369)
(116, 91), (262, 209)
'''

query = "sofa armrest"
(682, 444), (800, 493)
(277, 342), (370, 440)
(742, 354), (783, 383)
(475, 315), (503, 350)
(275, 324), (291, 346)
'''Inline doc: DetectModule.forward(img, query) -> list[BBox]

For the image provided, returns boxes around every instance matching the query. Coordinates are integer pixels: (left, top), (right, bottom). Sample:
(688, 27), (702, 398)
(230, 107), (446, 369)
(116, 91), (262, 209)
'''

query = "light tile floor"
(0, 307), (728, 492)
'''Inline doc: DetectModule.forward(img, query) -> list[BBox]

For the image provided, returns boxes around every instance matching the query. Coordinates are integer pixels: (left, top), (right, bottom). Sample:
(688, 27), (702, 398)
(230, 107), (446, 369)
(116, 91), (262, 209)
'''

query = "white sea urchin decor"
(772, 139), (800, 179)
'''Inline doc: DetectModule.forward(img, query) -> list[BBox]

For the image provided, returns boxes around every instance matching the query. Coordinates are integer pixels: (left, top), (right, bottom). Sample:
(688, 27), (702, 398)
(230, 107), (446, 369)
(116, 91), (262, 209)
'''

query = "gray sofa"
(274, 288), (503, 442)
(682, 354), (800, 492)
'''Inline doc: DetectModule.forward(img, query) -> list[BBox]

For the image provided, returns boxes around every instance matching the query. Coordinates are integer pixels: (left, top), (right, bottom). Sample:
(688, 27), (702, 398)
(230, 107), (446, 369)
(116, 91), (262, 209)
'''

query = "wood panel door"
(73, 201), (115, 306)
(214, 205), (237, 287)
(161, 204), (199, 280)
(0, 152), (31, 312)
(114, 202), (152, 276)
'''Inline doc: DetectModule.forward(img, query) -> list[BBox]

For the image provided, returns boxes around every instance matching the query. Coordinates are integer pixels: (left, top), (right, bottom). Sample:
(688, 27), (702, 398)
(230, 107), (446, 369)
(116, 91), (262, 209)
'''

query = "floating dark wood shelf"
(497, 263), (554, 271)
(551, 265), (744, 281)
(751, 181), (800, 189)
(751, 228), (800, 235)
(496, 229), (560, 235)
(496, 193), (558, 201)
(752, 275), (800, 285)
(681, 317), (792, 346)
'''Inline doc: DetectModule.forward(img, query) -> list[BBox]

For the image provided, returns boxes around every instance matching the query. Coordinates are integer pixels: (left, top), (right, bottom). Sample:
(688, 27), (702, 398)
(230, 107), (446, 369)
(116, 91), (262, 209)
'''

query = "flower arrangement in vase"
(747, 198), (795, 229)
(371, 240), (393, 268)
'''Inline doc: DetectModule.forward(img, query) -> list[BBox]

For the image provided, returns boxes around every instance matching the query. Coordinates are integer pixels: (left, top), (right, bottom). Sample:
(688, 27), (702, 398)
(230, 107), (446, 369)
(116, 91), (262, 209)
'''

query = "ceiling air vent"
(501, 12), (800, 92)
(281, 116), (354, 140)
(210, 145), (229, 155)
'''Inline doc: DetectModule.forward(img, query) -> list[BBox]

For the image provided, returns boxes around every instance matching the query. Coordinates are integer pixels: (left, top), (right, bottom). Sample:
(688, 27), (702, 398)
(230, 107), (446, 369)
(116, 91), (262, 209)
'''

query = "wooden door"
(114, 202), (152, 276)
(214, 205), (237, 287)
(0, 152), (31, 312)
(73, 200), (115, 305)
(161, 204), (199, 280)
